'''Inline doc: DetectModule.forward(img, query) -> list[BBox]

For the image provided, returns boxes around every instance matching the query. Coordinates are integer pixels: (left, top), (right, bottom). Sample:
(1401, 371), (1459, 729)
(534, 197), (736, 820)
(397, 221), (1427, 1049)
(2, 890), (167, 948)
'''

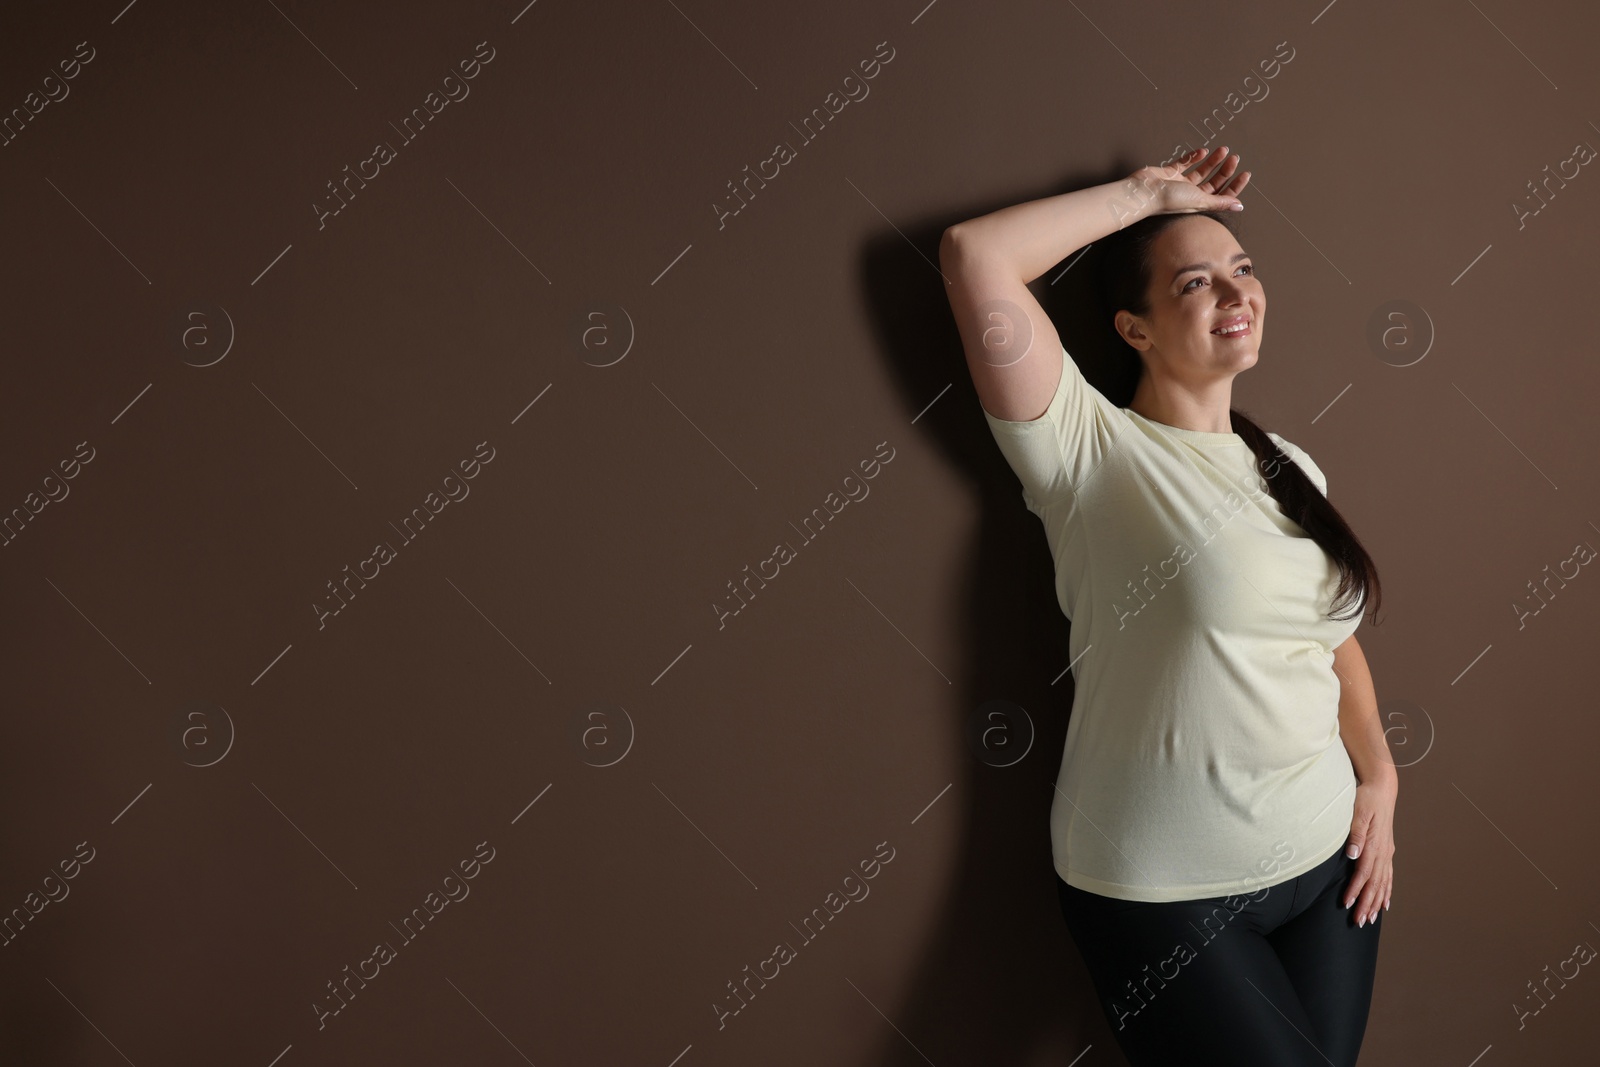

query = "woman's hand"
(1342, 778), (1397, 927)
(1126, 145), (1251, 216)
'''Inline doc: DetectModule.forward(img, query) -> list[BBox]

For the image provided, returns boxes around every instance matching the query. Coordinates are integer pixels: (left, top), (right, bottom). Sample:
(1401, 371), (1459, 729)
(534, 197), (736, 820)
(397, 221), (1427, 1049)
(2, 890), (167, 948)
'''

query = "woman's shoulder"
(1264, 431), (1328, 495)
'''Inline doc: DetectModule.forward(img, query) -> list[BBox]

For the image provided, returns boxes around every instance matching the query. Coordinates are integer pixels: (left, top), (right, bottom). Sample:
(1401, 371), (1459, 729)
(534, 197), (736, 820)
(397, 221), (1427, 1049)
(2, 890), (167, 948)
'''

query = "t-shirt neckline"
(1122, 407), (1247, 448)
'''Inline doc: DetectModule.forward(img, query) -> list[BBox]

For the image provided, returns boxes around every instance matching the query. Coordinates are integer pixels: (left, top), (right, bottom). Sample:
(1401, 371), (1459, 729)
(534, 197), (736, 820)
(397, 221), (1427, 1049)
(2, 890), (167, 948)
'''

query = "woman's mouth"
(1211, 321), (1252, 339)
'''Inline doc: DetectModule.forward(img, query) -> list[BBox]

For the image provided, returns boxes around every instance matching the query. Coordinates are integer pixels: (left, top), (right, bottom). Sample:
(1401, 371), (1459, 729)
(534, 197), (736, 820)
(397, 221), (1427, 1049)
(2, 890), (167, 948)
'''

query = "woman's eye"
(1184, 264), (1253, 292)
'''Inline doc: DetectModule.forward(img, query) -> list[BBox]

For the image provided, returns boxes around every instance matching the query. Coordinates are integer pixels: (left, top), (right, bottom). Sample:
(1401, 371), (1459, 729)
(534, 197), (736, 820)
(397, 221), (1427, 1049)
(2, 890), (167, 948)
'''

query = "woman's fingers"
(1359, 879), (1383, 927)
(1353, 854), (1394, 926)
(1159, 148), (1207, 181)
(1182, 145), (1222, 176)
(1204, 151), (1242, 193)
(1185, 146), (1232, 189)
(1136, 148), (1250, 212)
(1180, 147), (1251, 201)
(1343, 867), (1367, 910)
(1349, 868), (1377, 925)
(1196, 152), (1228, 192)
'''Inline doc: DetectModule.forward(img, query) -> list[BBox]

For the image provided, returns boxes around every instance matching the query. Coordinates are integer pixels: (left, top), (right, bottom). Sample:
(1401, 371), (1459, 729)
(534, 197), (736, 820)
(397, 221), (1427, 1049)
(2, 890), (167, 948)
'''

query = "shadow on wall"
(855, 162), (1148, 1067)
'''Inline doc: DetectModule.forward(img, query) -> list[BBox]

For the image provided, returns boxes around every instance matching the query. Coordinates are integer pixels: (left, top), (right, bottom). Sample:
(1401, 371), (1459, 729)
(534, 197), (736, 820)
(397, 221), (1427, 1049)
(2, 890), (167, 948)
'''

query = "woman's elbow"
(939, 225), (966, 268)
(940, 223), (992, 275)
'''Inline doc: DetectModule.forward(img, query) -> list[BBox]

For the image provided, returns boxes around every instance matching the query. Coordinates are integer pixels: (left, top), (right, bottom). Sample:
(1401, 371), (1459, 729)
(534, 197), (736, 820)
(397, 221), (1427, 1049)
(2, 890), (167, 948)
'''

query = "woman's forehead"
(1153, 217), (1241, 262)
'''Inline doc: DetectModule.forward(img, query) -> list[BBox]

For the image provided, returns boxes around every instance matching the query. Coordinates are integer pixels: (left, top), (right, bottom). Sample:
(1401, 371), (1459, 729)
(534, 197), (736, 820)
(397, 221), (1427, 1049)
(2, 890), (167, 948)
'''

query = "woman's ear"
(1115, 311), (1150, 351)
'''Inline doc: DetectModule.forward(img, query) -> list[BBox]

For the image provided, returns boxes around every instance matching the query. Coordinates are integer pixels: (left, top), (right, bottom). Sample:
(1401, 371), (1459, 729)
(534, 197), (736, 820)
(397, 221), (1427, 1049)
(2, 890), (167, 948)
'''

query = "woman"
(940, 146), (1396, 1066)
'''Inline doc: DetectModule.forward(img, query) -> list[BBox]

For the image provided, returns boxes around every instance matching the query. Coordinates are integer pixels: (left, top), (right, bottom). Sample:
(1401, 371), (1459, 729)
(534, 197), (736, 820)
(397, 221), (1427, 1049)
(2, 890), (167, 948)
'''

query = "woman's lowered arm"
(1333, 634), (1396, 792)
(1333, 633), (1397, 924)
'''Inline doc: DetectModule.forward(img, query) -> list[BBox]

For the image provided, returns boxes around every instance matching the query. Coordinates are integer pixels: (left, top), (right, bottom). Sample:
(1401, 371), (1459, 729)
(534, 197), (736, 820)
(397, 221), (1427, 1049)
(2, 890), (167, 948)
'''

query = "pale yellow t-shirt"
(984, 343), (1364, 902)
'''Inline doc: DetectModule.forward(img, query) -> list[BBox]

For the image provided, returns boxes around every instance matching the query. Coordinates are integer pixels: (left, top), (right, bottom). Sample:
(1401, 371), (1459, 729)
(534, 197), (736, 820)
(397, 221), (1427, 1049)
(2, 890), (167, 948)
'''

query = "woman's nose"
(1215, 283), (1249, 305)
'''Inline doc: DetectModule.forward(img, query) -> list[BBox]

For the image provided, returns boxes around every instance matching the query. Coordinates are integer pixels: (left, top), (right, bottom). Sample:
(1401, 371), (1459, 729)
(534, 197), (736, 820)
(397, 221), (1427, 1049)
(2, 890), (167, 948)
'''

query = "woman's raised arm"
(939, 146), (1248, 423)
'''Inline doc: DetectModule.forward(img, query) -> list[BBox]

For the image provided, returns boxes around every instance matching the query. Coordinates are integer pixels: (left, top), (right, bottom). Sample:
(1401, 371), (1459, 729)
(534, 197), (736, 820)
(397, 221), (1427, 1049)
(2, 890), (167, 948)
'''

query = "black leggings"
(1056, 843), (1382, 1066)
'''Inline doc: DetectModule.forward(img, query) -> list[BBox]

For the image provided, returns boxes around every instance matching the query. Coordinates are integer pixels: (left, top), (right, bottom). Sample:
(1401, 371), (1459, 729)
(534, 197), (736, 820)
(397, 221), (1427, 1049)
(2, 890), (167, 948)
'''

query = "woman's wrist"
(1105, 172), (1170, 228)
(1357, 767), (1400, 797)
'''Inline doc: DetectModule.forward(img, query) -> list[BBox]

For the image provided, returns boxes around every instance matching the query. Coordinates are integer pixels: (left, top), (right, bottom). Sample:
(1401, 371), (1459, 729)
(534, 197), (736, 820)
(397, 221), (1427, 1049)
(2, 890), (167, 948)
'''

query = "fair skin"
(941, 144), (1397, 924)
(1333, 634), (1398, 926)
(1117, 213), (1261, 434)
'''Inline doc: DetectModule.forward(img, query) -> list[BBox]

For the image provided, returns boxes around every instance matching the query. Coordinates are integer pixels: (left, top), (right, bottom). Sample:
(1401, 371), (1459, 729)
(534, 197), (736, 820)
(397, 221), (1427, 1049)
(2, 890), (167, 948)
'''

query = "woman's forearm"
(944, 176), (1159, 284)
(1333, 637), (1399, 792)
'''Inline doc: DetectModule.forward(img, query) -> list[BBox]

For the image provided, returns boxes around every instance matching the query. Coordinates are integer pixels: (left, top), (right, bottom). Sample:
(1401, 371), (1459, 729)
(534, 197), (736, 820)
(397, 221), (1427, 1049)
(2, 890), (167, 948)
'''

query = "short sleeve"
(981, 343), (1125, 512)
(1267, 432), (1328, 497)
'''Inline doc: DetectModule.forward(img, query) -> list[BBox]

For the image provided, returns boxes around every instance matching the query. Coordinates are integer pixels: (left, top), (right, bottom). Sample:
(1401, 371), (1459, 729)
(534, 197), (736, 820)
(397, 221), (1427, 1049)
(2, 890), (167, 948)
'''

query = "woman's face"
(1117, 217), (1265, 385)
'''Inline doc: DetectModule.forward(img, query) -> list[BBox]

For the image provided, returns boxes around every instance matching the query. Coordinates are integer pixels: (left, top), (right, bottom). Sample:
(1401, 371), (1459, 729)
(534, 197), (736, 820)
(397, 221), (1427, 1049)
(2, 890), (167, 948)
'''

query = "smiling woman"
(941, 145), (1393, 1066)
(1099, 209), (1268, 437)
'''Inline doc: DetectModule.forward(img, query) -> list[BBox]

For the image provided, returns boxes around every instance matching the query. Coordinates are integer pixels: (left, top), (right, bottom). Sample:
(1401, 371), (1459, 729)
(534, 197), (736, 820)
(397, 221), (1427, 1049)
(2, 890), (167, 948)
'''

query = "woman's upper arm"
(941, 227), (1124, 508)
(939, 227), (1064, 422)
(1331, 634), (1372, 694)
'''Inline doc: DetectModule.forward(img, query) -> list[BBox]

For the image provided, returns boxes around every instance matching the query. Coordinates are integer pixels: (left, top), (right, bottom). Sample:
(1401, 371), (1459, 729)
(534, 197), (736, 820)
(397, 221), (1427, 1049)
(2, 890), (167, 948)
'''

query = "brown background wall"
(2, 0), (1597, 1064)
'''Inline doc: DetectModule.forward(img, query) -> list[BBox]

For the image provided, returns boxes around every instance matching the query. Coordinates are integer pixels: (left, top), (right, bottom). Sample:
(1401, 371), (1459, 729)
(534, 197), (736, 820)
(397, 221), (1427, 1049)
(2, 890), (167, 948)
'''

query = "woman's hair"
(1093, 210), (1381, 625)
